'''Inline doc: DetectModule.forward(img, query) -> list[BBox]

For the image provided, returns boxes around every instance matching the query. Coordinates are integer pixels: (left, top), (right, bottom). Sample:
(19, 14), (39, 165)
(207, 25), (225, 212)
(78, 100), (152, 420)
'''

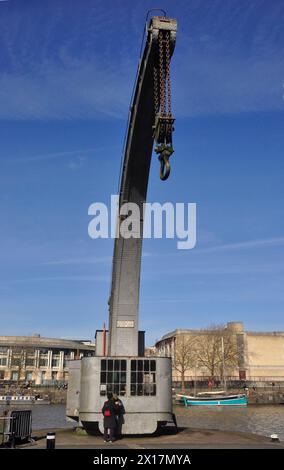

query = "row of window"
(0, 350), (75, 368)
(0, 371), (69, 381)
(100, 359), (156, 397)
(0, 348), (79, 358)
(0, 358), (69, 367)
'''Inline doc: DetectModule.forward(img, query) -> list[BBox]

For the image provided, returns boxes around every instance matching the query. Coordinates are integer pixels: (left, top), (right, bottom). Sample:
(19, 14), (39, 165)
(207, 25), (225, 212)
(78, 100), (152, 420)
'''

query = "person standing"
(102, 392), (117, 442)
(112, 393), (125, 439)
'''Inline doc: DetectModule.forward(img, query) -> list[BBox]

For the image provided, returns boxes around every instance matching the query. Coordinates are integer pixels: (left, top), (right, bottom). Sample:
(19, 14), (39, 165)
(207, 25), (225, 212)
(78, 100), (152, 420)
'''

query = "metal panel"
(66, 360), (81, 420)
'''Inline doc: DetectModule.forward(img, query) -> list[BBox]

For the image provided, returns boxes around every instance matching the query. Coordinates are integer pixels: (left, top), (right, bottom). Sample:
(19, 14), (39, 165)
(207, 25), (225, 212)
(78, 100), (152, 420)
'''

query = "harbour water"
(6, 404), (283, 441)
(175, 404), (284, 441)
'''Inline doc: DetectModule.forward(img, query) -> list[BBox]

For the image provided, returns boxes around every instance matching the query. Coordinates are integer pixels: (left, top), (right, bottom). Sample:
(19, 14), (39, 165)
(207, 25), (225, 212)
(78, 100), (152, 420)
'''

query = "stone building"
(155, 322), (284, 385)
(0, 334), (95, 385)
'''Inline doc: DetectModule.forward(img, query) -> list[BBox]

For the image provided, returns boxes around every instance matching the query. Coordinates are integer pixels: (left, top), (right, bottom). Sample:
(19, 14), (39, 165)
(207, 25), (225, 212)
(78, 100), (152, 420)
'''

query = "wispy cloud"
(67, 155), (86, 171)
(42, 251), (154, 266)
(0, 0), (283, 119)
(0, 61), (132, 120)
(143, 262), (284, 279)
(196, 237), (284, 253)
(0, 1), (133, 120)
(42, 256), (112, 266)
(44, 237), (284, 269)
(3, 146), (117, 163)
(174, 52), (284, 117)
(1, 275), (109, 284)
(140, 237), (284, 261)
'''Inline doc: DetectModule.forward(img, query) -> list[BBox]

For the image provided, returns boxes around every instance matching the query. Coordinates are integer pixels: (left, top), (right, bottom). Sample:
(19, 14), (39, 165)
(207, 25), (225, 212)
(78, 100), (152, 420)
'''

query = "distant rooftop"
(0, 335), (95, 350)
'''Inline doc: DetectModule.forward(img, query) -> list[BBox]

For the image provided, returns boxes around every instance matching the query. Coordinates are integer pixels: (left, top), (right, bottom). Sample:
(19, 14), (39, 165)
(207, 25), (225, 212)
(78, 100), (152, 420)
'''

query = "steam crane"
(67, 15), (178, 435)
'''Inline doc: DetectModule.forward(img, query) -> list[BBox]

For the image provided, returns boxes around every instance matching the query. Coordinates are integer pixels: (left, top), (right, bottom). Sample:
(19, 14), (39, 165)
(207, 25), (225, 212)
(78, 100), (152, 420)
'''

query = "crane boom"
(108, 17), (177, 356)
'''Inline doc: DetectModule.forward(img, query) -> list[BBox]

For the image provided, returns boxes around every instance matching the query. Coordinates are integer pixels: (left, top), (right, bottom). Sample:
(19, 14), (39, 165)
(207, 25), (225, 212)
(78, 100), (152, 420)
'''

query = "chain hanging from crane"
(153, 29), (175, 181)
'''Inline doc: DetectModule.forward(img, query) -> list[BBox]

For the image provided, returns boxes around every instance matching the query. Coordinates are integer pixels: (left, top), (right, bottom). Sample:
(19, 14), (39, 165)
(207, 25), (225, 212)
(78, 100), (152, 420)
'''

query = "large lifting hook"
(153, 112), (175, 181)
(155, 142), (174, 181)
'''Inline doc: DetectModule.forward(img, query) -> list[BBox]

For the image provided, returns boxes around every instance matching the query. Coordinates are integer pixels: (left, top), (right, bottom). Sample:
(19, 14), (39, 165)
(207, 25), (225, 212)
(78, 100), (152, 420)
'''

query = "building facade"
(0, 334), (95, 385)
(155, 322), (284, 385)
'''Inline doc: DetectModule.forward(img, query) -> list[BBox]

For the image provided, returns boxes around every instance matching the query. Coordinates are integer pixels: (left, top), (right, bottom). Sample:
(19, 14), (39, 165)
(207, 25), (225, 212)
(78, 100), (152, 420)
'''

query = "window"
(26, 357), (35, 366)
(131, 360), (156, 396)
(39, 358), (48, 367)
(85, 351), (95, 357)
(100, 359), (127, 396)
(52, 356), (60, 367)
(0, 347), (8, 367)
(12, 371), (19, 381)
(63, 351), (73, 368)
(26, 371), (33, 381)
(39, 349), (49, 367)
(11, 348), (24, 366)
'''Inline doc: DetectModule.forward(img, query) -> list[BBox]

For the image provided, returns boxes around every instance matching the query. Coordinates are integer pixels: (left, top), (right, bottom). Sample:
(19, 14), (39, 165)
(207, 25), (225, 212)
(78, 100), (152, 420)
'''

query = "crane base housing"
(67, 356), (173, 435)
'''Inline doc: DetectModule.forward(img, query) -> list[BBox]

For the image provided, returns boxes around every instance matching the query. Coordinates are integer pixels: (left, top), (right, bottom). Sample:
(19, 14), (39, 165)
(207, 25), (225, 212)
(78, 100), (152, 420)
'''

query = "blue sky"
(0, 0), (284, 345)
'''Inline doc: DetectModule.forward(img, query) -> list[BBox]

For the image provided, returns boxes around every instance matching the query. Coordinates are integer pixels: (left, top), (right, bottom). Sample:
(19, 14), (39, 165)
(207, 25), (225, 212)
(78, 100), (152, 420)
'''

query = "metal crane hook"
(159, 153), (171, 181)
(155, 143), (174, 181)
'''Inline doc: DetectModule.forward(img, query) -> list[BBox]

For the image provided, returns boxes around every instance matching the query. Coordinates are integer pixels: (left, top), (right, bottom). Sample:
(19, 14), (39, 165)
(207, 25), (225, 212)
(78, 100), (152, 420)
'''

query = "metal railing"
(0, 409), (32, 447)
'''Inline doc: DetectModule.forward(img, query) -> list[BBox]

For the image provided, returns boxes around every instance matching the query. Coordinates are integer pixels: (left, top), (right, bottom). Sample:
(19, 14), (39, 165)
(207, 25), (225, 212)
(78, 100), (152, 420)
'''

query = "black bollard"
(46, 432), (56, 449)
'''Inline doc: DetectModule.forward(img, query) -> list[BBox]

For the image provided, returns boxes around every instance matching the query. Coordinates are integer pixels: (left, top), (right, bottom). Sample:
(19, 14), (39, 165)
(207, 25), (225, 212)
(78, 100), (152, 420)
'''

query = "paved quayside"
(19, 426), (284, 449)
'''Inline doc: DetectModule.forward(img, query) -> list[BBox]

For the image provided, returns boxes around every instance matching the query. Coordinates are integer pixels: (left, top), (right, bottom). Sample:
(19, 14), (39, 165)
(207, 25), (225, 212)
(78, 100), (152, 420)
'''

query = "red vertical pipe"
(103, 322), (106, 356)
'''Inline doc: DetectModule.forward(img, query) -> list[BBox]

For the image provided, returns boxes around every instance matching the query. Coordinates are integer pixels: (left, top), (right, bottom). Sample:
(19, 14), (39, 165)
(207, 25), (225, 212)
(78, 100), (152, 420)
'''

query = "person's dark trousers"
(116, 416), (123, 439)
(104, 427), (115, 441)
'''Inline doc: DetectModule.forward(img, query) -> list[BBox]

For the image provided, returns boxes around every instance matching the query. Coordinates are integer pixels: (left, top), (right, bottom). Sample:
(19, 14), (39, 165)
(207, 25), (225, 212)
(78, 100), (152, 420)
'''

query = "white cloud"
(0, 145), (118, 163)
(0, 0), (283, 119)
(196, 237), (284, 253)
(173, 52), (284, 117)
(1, 275), (109, 284)
(42, 256), (111, 266)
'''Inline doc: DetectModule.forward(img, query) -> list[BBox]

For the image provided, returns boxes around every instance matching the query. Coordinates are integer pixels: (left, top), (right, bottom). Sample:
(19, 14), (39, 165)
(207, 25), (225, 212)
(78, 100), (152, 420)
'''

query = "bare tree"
(173, 334), (197, 391)
(194, 324), (239, 386)
(10, 347), (25, 384)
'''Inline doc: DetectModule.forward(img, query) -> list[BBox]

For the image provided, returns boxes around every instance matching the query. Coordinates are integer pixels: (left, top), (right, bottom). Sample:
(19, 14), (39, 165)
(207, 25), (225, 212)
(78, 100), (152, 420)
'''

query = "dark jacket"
(102, 399), (117, 429)
(114, 399), (125, 417)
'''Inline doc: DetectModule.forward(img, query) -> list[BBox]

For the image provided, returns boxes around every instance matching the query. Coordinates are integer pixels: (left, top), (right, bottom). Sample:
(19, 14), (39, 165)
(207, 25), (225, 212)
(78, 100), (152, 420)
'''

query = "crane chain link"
(153, 29), (174, 181)
(153, 65), (159, 115)
(166, 31), (171, 119)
